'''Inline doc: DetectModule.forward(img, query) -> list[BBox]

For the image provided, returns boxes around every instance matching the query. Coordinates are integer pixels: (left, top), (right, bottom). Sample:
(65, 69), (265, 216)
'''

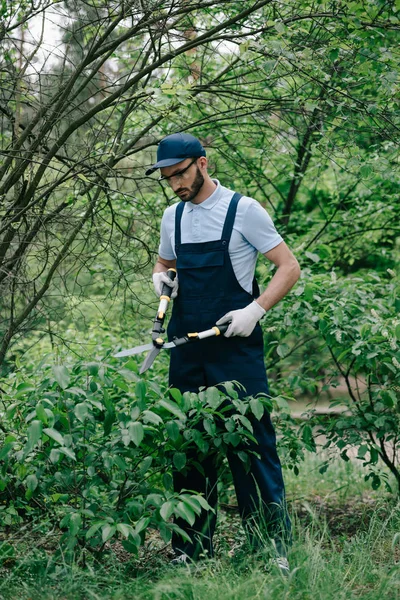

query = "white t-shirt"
(158, 180), (283, 293)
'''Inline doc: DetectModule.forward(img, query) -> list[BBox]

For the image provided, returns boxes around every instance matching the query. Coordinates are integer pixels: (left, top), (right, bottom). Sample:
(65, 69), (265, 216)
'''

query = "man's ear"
(198, 156), (208, 170)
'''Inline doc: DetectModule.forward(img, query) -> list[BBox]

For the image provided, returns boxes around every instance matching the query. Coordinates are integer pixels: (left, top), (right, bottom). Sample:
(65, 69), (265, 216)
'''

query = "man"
(147, 132), (300, 571)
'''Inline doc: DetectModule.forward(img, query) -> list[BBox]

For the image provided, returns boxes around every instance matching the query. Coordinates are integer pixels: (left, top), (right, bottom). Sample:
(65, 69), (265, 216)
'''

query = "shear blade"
(113, 342), (153, 358)
(139, 346), (162, 374)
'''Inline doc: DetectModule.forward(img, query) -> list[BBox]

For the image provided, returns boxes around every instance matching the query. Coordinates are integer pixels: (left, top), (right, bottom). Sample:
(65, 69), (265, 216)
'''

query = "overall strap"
(174, 201), (185, 249)
(221, 192), (242, 243)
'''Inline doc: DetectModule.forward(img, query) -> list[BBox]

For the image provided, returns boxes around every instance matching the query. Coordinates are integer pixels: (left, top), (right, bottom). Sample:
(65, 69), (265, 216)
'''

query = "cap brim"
(145, 157), (186, 176)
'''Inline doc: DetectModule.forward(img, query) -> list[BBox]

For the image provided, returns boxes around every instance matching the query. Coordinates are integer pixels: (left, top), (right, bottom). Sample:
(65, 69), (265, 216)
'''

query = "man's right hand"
(152, 272), (179, 299)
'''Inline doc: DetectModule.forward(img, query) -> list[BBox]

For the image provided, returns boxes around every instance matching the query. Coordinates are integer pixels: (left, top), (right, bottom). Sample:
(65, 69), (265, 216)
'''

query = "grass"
(1, 454), (399, 600)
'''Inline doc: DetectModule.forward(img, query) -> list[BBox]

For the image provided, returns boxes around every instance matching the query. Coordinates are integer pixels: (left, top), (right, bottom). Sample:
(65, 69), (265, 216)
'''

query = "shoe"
(272, 556), (290, 576)
(170, 553), (191, 566)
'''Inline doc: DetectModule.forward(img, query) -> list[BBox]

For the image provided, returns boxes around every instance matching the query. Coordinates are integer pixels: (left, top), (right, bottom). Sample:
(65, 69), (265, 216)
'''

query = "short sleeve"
(158, 207), (176, 260)
(241, 200), (283, 254)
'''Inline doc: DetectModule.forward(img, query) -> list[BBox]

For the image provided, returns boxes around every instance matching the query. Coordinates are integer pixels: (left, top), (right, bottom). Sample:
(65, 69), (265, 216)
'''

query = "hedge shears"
(114, 269), (229, 373)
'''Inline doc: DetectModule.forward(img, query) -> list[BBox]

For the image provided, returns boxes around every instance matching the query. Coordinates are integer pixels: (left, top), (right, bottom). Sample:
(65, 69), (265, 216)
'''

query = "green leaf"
(0, 443), (14, 460)
(135, 380), (147, 404)
(52, 365), (70, 389)
(66, 387), (87, 397)
(304, 284), (316, 301)
(329, 48), (339, 61)
(116, 523), (134, 539)
(206, 387), (223, 409)
(237, 451), (251, 472)
(225, 418), (235, 433)
(142, 410), (163, 425)
(131, 406), (140, 421)
(160, 500), (175, 521)
(49, 449), (60, 463)
(159, 399), (186, 421)
(87, 362), (99, 376)
(59, 447), (76, 461)
(237, 415), (253, 433)
(138, 456), (153, 475)
(175, 502), (195, 527)
(134, 516), (150, 534)
(74, 402), (90, 423)
(69, 513), (82, 536)
(26, 474), (38, 492)
(381, 391), (396, 408)
(276, 344), (289, 358)
(180, 496), (202, 516)
(274, 396), (290, 412)
(357, 445), (369, 459)
(274, 21), (286, 34)
(169, 388), (182, 403)
(250, 398), (264, 420)
(203, 418), (216, 436)
(35, 403), (48, 424)
(305, 251), (320, 263)
(115, 378), (129, 392)
(194, 495), (214, 512)
(102, 524), (116, 543)
(224, 432), (241, 446)
(169, 524), (192, 544)
(0, 543), (15, 562)
(128, 422), (144, 446)
(360, 165), (372, 179)
(15, 383), (35, 398)
(372, 475), (381, 490)
(43, 428), (64, 445)
(26, 420), (42, 451)
(104, 408), (115, 436)
(173, 452), (186, 471)
(86, 522), (103, 539)
(122, 535), (141, 553)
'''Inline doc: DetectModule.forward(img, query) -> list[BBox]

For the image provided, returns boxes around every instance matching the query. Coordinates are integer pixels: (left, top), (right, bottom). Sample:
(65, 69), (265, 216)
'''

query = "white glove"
(216, 300), (265, 338)
(152, 272), (179, 299)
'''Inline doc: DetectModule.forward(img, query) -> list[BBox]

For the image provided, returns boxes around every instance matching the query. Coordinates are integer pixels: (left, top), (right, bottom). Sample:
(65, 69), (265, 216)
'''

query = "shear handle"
(152, 268), (177, 339)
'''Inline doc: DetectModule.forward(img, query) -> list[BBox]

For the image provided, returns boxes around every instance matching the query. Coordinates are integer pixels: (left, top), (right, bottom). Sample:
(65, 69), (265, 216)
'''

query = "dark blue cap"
(145, 132), (206, 175)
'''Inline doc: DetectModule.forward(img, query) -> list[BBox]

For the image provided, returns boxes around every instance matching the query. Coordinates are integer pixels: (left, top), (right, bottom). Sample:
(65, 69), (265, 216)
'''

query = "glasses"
(158, 158), (197, 183)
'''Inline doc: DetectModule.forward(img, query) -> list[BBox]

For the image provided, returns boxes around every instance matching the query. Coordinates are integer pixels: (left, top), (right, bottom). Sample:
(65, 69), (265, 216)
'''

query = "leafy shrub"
(0, 360), (302, 558)
(262, 264), (400, 492)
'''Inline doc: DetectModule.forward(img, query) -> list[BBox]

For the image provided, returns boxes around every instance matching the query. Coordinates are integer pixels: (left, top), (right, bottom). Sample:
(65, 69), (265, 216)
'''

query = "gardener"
(147, 132), (300, 571)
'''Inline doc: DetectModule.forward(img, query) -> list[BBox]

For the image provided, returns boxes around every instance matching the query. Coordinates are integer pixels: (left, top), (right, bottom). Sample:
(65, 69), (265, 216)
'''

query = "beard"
(175, 166), (205, 202)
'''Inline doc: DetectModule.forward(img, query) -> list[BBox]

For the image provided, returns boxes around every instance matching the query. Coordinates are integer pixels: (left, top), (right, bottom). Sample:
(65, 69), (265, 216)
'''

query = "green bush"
(0, 360), (302, 559)
(262, 264), (400, 493)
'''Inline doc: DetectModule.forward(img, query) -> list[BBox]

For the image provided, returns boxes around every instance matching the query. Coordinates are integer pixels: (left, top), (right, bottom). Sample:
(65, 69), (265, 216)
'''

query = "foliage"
(0, 358), (304, 558)
(0, 455), (399, 599)
(260, 261), (400, 492)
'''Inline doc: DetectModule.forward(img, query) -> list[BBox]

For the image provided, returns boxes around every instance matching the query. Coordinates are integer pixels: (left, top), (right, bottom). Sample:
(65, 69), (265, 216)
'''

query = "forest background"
(0, 1), (399, 598)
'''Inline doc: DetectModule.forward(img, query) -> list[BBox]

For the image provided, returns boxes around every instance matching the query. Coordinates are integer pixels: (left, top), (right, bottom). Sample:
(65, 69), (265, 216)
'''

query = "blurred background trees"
(1, 0), (398, 363)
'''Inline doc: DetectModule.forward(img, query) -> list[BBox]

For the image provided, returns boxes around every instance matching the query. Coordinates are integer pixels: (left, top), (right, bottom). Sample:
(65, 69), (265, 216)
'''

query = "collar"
(185, 179), (221, 212)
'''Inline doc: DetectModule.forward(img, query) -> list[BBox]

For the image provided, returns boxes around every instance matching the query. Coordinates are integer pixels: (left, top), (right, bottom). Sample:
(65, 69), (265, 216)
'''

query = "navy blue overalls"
(167, 192), (291, 559)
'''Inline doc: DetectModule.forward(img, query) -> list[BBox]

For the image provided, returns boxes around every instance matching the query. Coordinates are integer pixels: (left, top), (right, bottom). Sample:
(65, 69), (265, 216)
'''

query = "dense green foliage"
(1, 359), (307, 557)
(1, 455), (399, 599)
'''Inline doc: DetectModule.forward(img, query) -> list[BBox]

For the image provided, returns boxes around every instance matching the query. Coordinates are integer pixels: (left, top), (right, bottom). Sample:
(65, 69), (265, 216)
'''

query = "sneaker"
(272, 556), (290, 575)
(170, 553), (191, 566)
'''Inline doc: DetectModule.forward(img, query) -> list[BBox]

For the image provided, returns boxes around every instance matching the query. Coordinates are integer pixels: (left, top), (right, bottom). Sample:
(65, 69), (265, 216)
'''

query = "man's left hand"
(216, 300), (266, 338)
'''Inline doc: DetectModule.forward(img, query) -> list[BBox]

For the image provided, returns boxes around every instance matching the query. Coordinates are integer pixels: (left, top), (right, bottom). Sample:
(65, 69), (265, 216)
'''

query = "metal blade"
(139, 346), (162, 374)
(113, 342), (153, 358)
(162, 341), (176, 349)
